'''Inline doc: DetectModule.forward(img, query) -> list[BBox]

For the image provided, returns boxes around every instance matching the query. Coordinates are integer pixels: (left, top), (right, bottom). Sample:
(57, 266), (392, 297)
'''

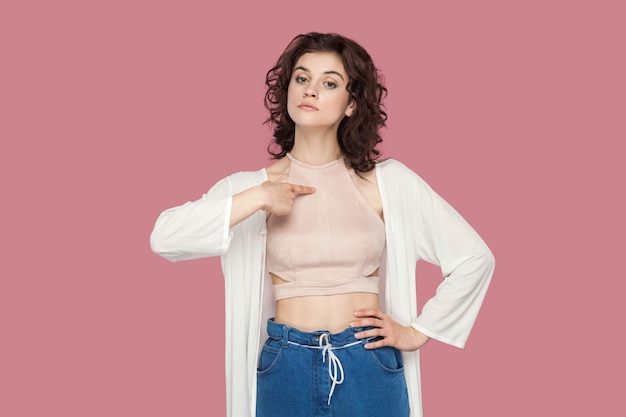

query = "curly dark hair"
(264, 32), (387, 173)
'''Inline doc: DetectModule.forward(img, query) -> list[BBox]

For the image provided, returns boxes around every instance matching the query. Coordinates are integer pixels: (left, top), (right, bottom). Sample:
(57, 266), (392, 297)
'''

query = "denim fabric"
(256, 319), (409, 417)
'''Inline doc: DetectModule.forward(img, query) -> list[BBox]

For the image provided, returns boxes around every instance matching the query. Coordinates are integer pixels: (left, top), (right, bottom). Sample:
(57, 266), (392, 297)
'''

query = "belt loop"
(281, 325), (290, 348)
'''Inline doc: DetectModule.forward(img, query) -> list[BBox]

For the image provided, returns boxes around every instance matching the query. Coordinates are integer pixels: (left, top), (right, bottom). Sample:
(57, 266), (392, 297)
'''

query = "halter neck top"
(266, 153), (386, 300)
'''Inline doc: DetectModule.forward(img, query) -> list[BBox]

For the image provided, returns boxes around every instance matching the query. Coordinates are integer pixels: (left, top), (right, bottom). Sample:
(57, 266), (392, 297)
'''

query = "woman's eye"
(324, 81), (337, 89)
(295, 76), (309, 83)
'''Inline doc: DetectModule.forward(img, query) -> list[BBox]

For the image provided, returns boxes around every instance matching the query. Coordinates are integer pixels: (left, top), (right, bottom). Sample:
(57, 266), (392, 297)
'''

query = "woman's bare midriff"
(272, 274), (380, 333)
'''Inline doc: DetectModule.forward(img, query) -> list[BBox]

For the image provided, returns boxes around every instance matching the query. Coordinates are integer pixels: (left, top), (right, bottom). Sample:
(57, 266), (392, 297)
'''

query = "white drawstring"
(287, 333), (369, 405)
(318, 333), (344, 405)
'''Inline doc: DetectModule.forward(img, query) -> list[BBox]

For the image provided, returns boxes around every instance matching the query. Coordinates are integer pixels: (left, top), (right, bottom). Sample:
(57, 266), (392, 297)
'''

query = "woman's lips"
(298, 103), (318, 111)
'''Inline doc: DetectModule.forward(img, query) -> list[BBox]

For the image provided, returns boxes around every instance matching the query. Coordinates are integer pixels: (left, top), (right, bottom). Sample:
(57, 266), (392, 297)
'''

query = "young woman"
(150, 32), (495, 417)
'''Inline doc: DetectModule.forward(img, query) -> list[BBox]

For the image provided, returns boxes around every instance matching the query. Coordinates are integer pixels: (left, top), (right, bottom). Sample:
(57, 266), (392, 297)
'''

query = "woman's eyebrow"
(294, 66), (345, 81)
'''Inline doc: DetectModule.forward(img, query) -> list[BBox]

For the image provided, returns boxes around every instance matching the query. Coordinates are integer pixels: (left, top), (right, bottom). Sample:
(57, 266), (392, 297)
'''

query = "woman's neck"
(291, 129), (342, 165)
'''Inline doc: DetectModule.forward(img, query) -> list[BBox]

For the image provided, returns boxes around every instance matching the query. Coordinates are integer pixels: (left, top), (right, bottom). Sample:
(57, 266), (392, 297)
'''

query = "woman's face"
(287, 52), (355, 132)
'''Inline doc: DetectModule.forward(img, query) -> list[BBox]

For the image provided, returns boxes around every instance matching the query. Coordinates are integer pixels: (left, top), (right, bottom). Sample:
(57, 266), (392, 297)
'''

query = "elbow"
(149, 225), (227, 262)
(483, 246), (496, 271)
(149, 228), (179, 262)
(477, 243), (496, 277)
(475, 245), (496, 286)
(149, 230), (164, 255)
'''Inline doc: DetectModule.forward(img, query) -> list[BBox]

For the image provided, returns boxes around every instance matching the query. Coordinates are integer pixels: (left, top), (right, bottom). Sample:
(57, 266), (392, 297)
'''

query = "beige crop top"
(266, 153), (386, 300)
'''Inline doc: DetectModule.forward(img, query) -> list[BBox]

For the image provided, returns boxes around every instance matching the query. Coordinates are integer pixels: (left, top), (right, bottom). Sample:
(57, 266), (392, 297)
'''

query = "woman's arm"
(149, 177), (236, 262)
(368, 159), (495, 349)
(409, 172), (495, 348)
(150, 176), (316, 262)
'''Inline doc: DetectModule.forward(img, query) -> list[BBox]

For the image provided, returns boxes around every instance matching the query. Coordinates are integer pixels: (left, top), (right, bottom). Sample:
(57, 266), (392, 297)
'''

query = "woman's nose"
(304, 86), (318, 98)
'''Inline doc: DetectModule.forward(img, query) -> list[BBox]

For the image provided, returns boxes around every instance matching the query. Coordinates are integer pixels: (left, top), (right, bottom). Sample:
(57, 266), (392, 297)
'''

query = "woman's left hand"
(350, 309), (430, 352)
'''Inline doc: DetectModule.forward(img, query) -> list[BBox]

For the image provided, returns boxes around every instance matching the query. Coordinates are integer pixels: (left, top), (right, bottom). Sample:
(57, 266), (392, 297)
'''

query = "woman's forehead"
(293, 52), (346, 76)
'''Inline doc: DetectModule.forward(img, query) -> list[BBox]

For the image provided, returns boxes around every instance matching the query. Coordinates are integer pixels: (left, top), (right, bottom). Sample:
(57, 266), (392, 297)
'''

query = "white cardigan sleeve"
(378, 159), (495, 349)
(408, 167), (495, 348)
(150, 176), (234, 262)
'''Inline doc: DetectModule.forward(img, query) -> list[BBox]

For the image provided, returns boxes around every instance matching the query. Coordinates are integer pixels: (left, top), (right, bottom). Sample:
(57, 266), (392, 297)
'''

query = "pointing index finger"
(291, 184), (316, 195)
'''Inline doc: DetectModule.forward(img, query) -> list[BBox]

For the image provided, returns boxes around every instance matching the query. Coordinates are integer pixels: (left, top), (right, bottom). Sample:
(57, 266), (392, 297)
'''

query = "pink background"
(2, 0), (624, 416)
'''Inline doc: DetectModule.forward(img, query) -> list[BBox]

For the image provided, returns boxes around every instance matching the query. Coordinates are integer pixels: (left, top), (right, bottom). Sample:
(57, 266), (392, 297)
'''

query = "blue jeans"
(256, 319), (409, 417)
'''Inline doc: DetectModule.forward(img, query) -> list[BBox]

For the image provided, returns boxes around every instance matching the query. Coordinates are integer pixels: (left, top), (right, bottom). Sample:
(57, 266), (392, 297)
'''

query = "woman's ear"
(345, 100), (356, 117)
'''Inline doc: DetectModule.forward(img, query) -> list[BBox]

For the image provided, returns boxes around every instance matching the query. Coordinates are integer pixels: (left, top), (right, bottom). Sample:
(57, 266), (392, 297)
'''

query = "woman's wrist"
(408, 326), (430, 351)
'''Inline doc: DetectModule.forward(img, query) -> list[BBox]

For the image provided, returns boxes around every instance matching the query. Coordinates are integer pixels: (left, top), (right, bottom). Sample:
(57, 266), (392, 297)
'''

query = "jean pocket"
(257, 338), (284, 374)
(367, 345), (405, 374)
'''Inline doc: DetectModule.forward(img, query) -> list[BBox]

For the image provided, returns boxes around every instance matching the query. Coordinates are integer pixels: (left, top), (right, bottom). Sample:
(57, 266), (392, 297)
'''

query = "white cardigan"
(150, 158), (495, 417)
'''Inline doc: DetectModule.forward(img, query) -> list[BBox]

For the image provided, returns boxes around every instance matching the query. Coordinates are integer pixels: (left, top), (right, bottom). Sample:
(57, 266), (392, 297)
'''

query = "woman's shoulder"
(224, 168), (266, 182)
(376, 158), (435, 193)
(213, 157), (288, 193)
(376, 158), (417, 178)
(264, 156), (289, 183)
(212, 167), (267, 195)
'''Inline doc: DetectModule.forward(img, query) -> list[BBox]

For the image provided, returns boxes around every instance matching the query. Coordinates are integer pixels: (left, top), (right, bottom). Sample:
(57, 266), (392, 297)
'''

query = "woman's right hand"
(260, 181), (316, 216)
(230, 181), (315, 227)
